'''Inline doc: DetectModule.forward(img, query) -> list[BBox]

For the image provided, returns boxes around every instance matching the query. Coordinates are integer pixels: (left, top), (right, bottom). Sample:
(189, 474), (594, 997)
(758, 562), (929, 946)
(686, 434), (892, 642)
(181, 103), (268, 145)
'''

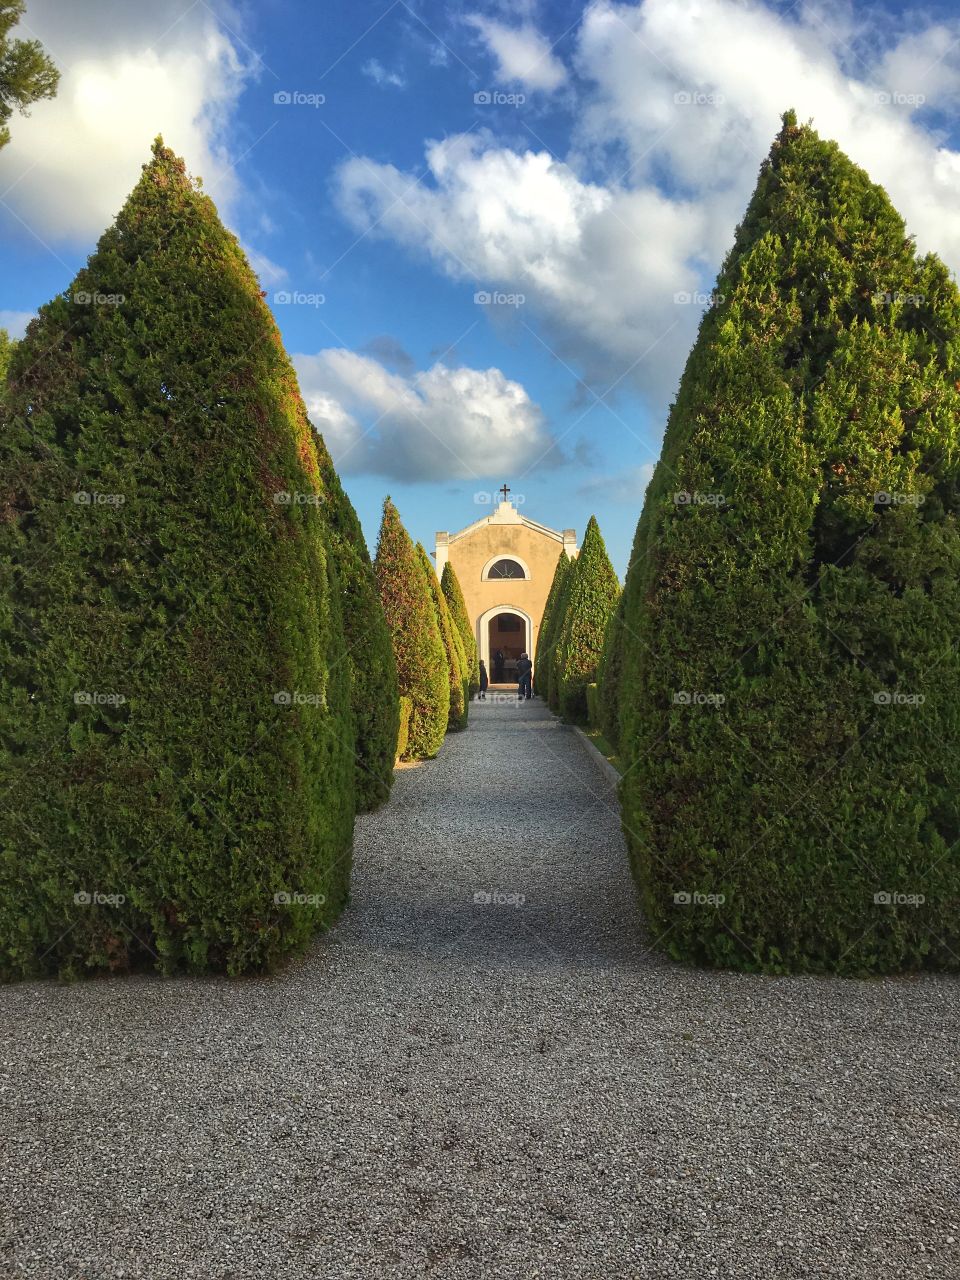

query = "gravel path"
(1, 694), (958, 1279)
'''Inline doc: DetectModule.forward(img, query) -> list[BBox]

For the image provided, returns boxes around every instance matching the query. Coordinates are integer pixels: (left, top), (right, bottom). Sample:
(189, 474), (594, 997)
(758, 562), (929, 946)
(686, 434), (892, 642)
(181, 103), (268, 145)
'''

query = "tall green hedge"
(554, 516), (620, 724)
(417, 543), (468, 732)
(618, 112), (960, 975)
(0, 139), (356, 980)
(597, 594), (626, 750)
(375, 499), (448, 758)
(441, 561), (479, 694)
(313, 433), (399, 811)
(535, 550), (571, 703)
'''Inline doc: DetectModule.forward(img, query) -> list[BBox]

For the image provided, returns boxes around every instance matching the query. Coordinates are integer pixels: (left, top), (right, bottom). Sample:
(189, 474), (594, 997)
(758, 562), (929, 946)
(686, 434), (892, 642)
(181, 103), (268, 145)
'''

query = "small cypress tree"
(313, 433), (399, 811)
(375, 500), (448, 758)
(535, 550), (571, 703)
(553, 516), (620, 724)
(417, 543), (468, 731)
(441, 561), (479, 694)
(597, 593), (626, 749)
(618, 112), (960, 975)
(0, 328), (14, 383)
(0, 140), (355, 980)
(546, 556), (577, 713)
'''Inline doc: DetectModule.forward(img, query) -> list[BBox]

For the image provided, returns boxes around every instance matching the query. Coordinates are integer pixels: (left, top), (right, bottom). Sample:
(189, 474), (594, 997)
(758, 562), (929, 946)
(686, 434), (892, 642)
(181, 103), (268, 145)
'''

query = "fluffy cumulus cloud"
(293, 349), (557, 481)
(335, 0), (960, 406)
(466, 16), (567, 91)
(0, 0), (253, 242)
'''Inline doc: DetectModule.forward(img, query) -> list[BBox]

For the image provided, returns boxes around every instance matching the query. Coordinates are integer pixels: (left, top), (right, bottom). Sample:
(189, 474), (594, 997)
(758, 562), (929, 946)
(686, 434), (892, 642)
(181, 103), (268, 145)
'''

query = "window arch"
(481, 554), (530, 581)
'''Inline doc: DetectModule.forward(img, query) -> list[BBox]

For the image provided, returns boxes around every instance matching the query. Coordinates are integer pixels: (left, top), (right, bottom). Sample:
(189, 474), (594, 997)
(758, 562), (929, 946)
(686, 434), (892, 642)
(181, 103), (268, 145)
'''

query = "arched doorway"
(478, 605), (532, 684)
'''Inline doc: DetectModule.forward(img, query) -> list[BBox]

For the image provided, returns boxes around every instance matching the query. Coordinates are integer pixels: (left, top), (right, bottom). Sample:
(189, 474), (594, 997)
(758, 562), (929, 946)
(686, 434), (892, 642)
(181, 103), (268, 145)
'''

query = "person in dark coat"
(494, 648), (505, 682)
(516, 652), (533, 701)
(478, 659), (488, 699)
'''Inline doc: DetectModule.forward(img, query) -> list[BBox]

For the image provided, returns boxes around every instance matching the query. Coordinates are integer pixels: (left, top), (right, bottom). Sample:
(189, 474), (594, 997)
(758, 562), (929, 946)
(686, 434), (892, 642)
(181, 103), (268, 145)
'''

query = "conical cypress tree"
(553, 517), (620, 724)
(597, 594), (626, 748)
(535, 550), (571, 703)
(313, 433), (399, 811)
(375, 500), (448, 758)
(417, 543), (468, 731)
(0, 329), (14, 384)
(0, 140), (356, 980)
(618, 111), (960, 975)
(441, 561), (479, 694)
(547, 557), (576, 713)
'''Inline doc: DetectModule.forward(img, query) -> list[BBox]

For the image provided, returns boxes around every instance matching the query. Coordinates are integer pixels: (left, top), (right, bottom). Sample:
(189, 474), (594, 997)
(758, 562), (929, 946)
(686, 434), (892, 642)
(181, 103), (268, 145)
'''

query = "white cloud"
(0, 0), (254, 243)
(579, 462), (655, 503)
(293, 349), (557, 481)
(0, 310), (35, 339)
(243, 246), (288, 288)
(466, 16), (567, 91)
(361, 58), (406, 89)
(335, 0), (960, 408)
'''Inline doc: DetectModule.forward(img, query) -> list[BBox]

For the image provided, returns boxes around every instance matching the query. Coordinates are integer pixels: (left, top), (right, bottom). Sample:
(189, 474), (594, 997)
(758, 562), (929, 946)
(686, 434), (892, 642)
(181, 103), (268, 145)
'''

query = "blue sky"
(3, 0), (960, 574)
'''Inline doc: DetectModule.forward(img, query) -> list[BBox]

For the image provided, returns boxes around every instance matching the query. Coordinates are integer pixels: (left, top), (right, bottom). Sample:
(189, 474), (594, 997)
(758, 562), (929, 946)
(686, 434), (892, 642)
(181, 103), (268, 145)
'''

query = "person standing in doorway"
(478, 659), (488, 699)
(494, 648), (505, 682)
(516, 652), (533, 701)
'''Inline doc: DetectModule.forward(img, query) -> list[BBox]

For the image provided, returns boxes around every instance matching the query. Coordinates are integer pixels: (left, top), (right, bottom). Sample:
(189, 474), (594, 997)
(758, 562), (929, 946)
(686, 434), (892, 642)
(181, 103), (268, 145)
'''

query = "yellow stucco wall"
(434, 502), (577, 675)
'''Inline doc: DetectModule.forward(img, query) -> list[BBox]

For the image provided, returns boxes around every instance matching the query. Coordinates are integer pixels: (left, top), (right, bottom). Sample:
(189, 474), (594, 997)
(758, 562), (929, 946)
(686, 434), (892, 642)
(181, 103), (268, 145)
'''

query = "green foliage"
(618, 112), (960, 975)
(441, 561), (479, 693)
(0, 1), (59, 151)
(585, 682), (600, 729)
(0, 139), (356, 980)
(417, 543), (467, 731)
(597, 594), (626, 750)
(396, 695), (412, 761)
(375, 500), (448, 759)
(313, 434), (399, 811)
(554, 517), (620, 724)
(535, 550), (571, 703)
(0, 328), (14, 384)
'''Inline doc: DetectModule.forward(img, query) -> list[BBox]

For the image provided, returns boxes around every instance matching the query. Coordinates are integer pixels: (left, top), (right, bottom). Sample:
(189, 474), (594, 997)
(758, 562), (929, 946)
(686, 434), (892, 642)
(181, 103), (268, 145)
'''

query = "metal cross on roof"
(499, 483), (511, 502)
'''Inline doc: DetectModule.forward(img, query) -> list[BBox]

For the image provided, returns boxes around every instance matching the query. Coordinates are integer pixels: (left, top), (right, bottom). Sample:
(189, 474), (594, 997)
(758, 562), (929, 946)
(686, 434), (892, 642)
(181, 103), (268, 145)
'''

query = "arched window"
(487, 558), (526, 579)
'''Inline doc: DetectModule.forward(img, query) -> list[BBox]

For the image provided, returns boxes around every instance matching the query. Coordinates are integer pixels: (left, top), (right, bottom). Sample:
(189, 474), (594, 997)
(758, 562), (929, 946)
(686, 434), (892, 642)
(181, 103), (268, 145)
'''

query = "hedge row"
(611, 112), (960, 975)
(0, 140), (380, 980)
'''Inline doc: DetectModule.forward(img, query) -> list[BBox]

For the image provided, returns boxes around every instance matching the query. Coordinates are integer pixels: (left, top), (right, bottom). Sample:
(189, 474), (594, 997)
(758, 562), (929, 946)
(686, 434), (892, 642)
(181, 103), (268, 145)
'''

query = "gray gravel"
(1, 694), (959, 1279)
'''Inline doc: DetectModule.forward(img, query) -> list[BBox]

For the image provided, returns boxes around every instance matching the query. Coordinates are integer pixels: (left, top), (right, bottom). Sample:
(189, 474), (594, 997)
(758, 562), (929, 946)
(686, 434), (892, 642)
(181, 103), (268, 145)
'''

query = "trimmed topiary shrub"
(618, 111), (960, 975)
(417, 543), (468, 732)
(597, 595), (626, 750)
(375, 499), (448, 759)
(396, 695), (412, 761)
(535, 550), (571, 704)
(313, 433), (399, 811)
(0, 139), (356, 981)
(554, 516), (620, 724)
(441, 561), (479, 694)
